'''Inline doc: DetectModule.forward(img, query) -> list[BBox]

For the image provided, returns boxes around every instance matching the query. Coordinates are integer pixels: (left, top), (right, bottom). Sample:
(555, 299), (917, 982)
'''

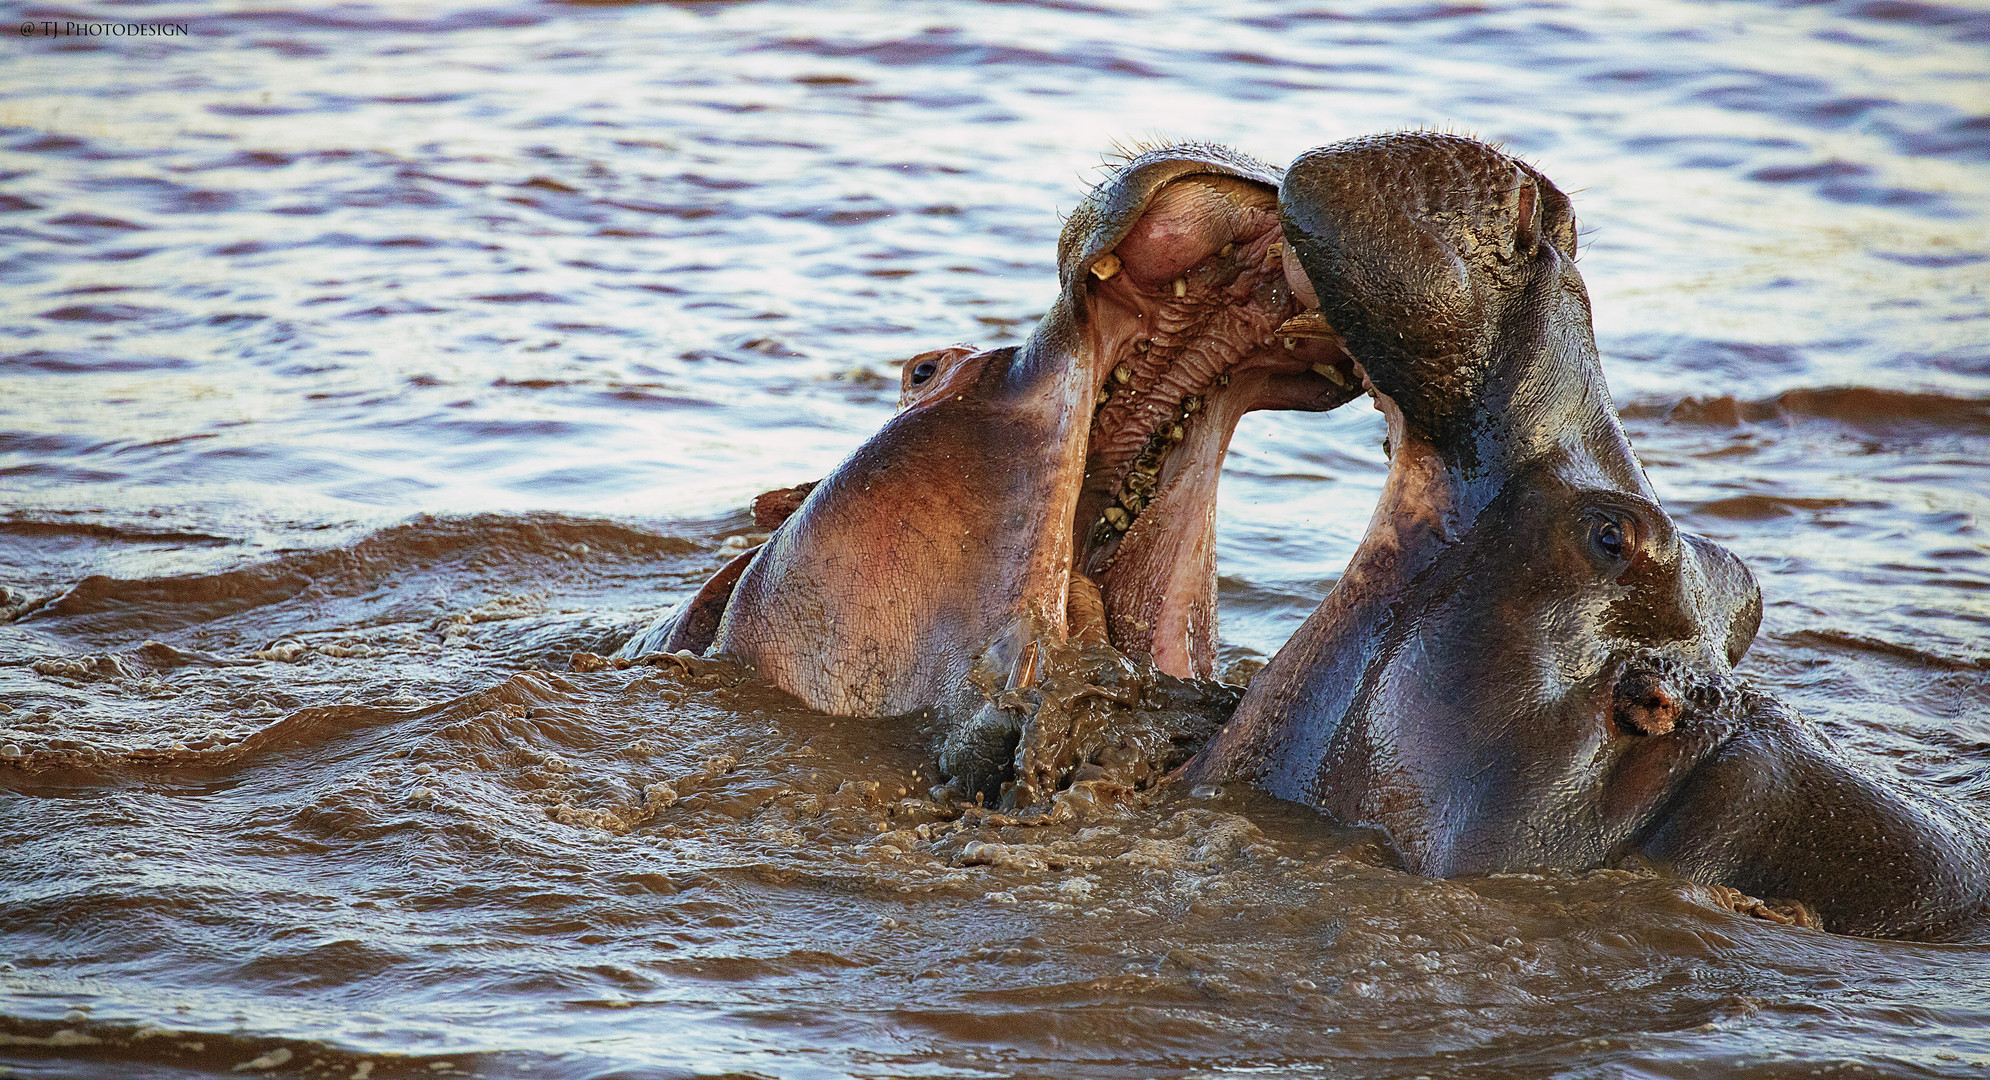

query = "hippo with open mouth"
(1185, 132), (1989, 941)
(620, 144), (1359, 798)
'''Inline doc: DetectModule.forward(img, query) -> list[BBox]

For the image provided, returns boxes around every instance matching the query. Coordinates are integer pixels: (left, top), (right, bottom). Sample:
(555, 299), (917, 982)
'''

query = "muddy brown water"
(3, 1), (1988, 1076)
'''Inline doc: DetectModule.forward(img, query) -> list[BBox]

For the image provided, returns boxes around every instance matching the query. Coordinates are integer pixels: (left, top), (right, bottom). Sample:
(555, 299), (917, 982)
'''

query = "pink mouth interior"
(1068, 174), (1358, 678)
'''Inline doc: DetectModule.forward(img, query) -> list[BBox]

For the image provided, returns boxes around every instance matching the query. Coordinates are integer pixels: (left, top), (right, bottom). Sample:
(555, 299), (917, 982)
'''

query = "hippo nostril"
(1613, 668), (1680, 736)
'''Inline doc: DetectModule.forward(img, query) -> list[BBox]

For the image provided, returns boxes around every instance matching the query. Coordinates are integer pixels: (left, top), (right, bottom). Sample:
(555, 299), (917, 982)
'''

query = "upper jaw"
(1073, 228), (1364, 546)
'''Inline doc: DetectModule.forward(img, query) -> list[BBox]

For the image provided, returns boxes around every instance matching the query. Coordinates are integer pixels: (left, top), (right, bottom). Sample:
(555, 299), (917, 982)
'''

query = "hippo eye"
(1589, 514), (1637, 566)
(910, 361), (938, 385)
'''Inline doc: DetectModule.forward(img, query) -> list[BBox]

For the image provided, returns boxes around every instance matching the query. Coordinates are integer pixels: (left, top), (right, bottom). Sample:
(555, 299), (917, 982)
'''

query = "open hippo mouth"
(1058, 161), (1361, 678)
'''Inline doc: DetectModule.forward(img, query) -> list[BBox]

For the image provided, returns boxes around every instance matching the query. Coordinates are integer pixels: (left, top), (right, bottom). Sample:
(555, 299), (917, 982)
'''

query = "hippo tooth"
(1135, 338), (1150, 352)
(1173, 277), (1187, 298)
(1168, 423), (1185, 442)
(1183, 396), (1202, 415)
(1007, 641), (1041, 691)
(1282, 338), (1295, 350)
(1312, 362), (1348, 387)
(1220, 243), (1234, 258)
(1215, 372), (1230, 387)
(1096, 388), (1110, 405)
(1267, 241), (1283, 263)
(1276, 311), (1339, 339)
(1113, 364), (1132, 384)
(1090, 251), (1122, 281)
(1104, 507), (1130, 530)
(1121, 492), (1144, 513)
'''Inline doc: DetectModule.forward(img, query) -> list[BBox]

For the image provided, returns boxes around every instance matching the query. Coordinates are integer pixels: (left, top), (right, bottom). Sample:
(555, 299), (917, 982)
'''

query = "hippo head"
(1188, 133), (1765, 877)
(658, 145), (1356, 795)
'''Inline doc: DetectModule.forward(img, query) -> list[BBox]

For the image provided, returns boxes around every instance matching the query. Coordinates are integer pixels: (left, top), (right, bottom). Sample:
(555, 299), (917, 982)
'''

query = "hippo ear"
(1679, 533), (1764, 667)
(1498, 161), (1578, 266)
(1054, 143), (1284, 311)
(1527, 161), (1580, 260)
(1506, 167), (1540, 264)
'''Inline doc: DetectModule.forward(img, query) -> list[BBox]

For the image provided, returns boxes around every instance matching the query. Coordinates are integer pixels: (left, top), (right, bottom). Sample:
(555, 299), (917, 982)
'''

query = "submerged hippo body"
(621, 144), (1357, 793)
(1187, 133), (1989, 940)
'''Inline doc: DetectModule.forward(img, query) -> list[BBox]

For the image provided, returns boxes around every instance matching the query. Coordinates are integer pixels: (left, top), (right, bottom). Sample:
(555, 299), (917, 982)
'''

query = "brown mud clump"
(969, 636), (1239, 814)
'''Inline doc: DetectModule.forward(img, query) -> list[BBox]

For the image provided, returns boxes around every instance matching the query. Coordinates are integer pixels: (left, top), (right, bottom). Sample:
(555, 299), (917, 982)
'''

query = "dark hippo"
(621, 144), (1359, 795)
(1185, 133), (1989, 941)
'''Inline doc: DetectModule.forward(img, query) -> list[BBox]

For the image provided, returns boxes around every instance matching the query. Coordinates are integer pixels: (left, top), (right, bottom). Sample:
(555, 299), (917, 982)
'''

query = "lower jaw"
(1076, 411), (1236, 679)
(1068, 582), (1209, 680)
(1094, 577), (1213, 679)
(1062, 546), (1211, 679)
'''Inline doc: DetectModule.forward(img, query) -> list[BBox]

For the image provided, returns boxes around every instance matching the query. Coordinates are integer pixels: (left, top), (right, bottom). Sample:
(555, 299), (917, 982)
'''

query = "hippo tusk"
(1006, 640), (1042, 692)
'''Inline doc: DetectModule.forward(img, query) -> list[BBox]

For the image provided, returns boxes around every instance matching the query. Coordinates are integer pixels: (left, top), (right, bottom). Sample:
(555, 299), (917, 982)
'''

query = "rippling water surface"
(3, 0), (1988, 1076)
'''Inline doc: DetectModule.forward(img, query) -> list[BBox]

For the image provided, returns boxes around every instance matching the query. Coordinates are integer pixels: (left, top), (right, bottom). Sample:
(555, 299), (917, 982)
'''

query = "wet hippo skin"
(1186, 132), (1990, 941)
(619, 144), (1359, 795)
